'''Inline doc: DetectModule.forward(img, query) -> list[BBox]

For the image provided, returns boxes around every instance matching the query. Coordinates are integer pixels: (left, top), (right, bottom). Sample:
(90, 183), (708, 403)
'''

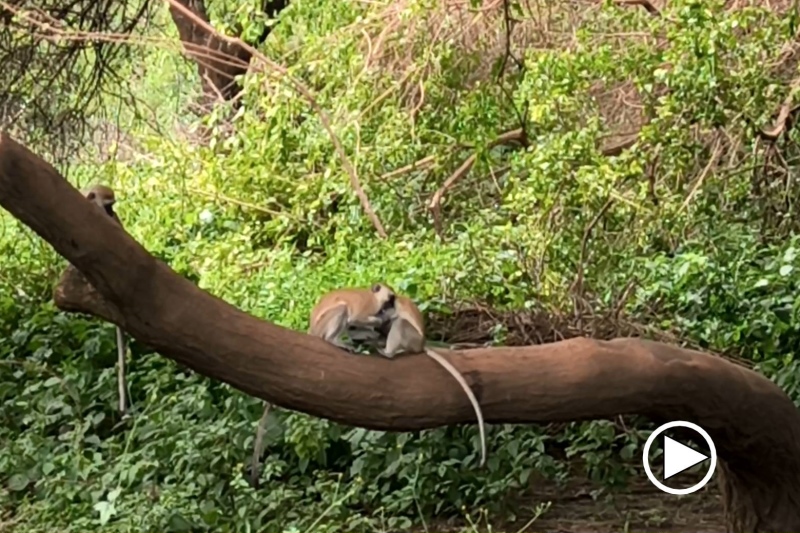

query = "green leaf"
(94, 501), (116, 525)
(7, 474), (29, 491)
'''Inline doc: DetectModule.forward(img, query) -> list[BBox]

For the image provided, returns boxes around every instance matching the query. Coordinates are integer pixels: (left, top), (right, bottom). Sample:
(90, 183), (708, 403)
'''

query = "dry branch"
(613, 0), (660, 16)
(2, 134), (800, 531)
(600, 133), (639, 156)
(760, 92), (800, 141)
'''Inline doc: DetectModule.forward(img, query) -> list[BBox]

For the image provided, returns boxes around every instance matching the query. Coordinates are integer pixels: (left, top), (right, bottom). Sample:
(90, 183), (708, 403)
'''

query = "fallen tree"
(0, 134), (799, 532)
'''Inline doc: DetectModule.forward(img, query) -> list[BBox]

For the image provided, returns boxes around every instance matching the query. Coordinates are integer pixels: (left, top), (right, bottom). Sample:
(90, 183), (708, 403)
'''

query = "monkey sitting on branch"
(248, 283), (397, 487)
(248, 284), (486, 488)
(80, 184), (130, 417)
(366, 293), (487, 467)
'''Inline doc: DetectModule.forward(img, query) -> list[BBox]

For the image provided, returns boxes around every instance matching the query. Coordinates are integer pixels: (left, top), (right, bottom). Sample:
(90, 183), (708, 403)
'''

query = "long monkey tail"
(115, 326), (127, 414)
(249, 402), (272, 488)
(423, 348), (487, 467)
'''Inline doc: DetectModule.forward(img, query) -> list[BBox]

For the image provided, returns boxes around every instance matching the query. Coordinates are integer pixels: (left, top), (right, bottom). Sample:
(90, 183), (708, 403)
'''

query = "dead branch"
(601, 133), (639, 156)
(760, 78), (800, 141)
(379, 154), (437, 180)
(3, 134), (800, 531)
(679, 134), (723, 212)
(571, 196), (614, 307)
(613, 0), (660, 16)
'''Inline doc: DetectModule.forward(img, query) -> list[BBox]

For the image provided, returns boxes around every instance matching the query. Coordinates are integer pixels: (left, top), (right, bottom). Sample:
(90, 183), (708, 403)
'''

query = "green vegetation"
(2, 0), (800, 530)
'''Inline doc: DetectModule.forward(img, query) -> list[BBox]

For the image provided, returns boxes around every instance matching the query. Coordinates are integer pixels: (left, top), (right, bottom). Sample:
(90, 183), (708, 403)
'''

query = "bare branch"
(759, 77), (800, 141)
(613, 0), (660, 16)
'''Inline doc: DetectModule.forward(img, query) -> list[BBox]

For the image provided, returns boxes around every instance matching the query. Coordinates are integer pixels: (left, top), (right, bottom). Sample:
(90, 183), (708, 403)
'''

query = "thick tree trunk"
(0, 134), (799, 532)
(167, 0), (288, 108)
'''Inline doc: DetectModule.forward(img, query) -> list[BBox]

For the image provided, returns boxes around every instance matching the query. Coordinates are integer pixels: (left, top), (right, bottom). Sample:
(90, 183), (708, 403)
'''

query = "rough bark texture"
(54, 264), (124, 325)
(1, 134), (800, 532)
(168, 0), (289, 107)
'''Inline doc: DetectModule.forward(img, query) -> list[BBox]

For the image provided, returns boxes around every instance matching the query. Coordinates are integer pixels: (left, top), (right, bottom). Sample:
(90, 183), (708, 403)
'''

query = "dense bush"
(2, 0), (800, 530)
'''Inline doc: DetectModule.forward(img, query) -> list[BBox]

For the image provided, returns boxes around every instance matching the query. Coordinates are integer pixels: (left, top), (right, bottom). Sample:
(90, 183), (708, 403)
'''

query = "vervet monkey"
(376, 295), (487, 467)
(248, 283), (397, 488)
(308, 283), (397, 348)
(83, 184), (119, 221)
(81, 184), (128, 416)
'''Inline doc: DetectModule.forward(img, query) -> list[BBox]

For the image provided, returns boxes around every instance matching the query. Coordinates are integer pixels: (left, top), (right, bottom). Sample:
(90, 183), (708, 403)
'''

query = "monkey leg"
(380, 318), (426, 358)
(378, 319), (405, 358)
(313, 305), (354, 350)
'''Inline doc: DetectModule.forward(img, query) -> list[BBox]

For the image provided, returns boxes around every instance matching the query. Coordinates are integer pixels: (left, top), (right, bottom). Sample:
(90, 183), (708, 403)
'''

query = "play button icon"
(642, 420), (717, 495)
(663, 435), (708, 479)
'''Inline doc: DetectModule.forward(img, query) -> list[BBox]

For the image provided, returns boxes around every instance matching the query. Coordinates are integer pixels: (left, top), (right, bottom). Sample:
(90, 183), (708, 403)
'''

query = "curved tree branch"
(1, 133), (799, 532)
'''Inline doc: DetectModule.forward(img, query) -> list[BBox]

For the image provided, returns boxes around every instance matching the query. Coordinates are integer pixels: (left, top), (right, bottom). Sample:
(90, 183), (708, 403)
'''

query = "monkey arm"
(347, 315), (384, 329)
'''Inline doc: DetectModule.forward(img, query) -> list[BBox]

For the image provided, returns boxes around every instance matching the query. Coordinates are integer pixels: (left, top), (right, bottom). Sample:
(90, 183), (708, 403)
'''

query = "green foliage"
(4, 0), (800, 530)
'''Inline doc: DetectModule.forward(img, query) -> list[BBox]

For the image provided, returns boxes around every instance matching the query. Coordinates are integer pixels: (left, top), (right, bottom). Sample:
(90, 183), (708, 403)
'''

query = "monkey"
(82, 184), (119, 221)
(81, 184), (129, 417)
(374, 295), (487, 468)
(248, 283), (397, 488)
(308, 283), (397, 349)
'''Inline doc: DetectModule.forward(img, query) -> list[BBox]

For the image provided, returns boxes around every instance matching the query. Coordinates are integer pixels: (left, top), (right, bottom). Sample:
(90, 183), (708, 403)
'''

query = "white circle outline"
(642, 420), (717, 495)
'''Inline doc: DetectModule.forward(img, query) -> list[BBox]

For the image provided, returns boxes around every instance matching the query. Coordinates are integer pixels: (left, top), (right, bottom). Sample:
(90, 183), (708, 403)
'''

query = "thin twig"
(189, 186), (321, 232)
(572, 197), (615, 329)
(679, 135), (723, 213)
(379, 154), (437, 180)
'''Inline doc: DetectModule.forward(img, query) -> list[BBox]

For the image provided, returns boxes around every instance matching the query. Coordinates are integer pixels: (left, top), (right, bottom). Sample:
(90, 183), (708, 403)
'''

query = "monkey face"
(370, 283), (396, 314)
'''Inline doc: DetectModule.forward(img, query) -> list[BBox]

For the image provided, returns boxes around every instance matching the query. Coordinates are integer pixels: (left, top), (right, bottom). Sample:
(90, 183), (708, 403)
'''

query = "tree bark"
(168, 0), (289, 108)
(0, 133), (799, 532)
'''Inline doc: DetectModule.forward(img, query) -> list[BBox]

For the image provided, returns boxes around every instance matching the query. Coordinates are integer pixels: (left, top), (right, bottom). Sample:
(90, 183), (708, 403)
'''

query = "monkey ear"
(371, 284), (381, 293)
(86, 192), (95, 200)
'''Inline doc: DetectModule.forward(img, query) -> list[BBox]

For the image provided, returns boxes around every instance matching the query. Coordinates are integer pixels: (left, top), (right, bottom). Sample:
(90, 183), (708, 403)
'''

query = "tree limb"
(1, 133), (800, 532)
(168, 0), (290, 107)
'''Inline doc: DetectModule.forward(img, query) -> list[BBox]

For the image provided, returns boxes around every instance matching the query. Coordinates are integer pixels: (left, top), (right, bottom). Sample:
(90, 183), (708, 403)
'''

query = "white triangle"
(663, 435), (708, 479)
